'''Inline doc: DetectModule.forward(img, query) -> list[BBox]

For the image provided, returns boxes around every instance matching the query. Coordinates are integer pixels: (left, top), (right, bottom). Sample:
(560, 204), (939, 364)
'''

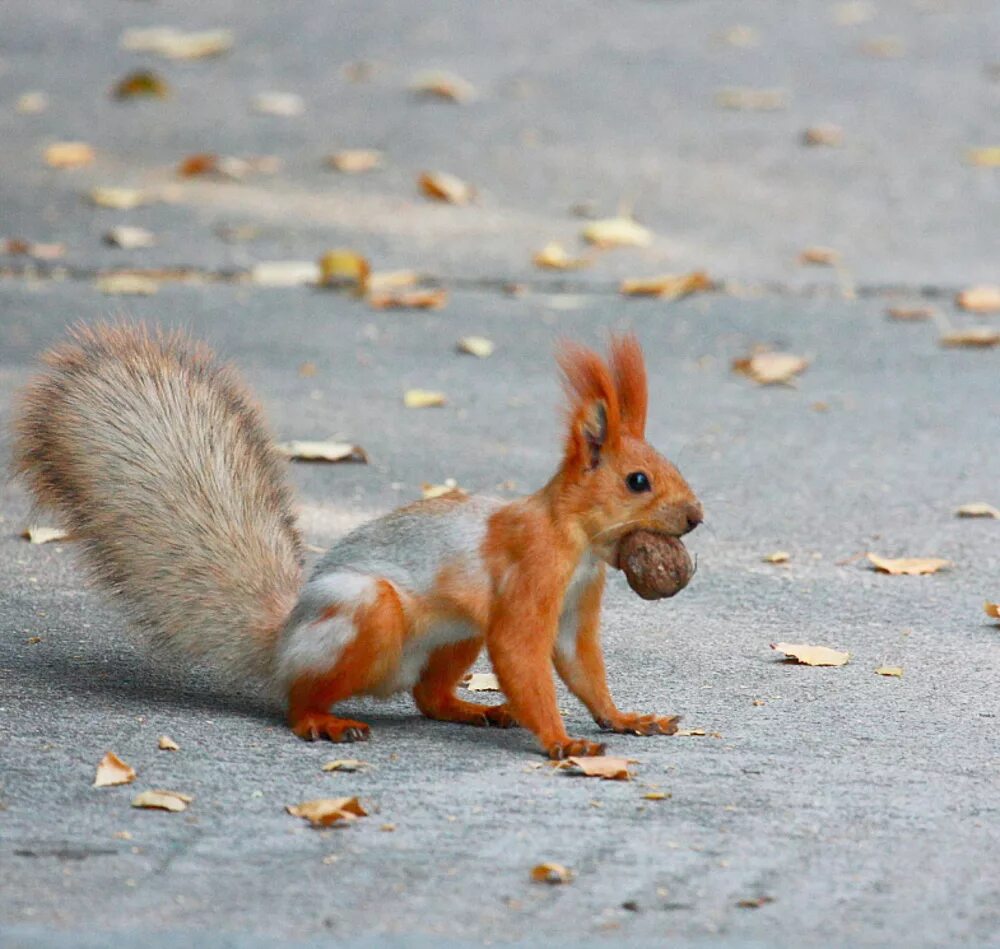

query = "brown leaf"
(410, 70), (476, 103)
(276, 440), (368, 463)
(956, 502), (1000, 519)
(732, 351), (809, 385)
(967, 147), (1000, 167)
(104, 226), (156, 249)
(45, 142), (95, 169)
(798, 246), (840, 265)
(464, 672), (500, 692)
(120, 27), (233, 60)
(886, 305), (934, 321)
(456, 336), (494, 358)
(557, 756), (636, 781)
(422, 479), (466, 500)
(321, 759), (366, 772)
(318, 250), (370, 290)
(874, 666), (903, 678)
(984, 602), (1000, 620)
(955, 285), (1000, 313)
(771, 643), (850, 666)
(158, 735), (180, 751)
(21, 525), (69, 544)
(581, 217), (653, 248)
(131, 789), (192, 812)
(327, 149), (382, 173)
(404, 389), (447, 409)
(532, 242), (591, 270)
(419, 171), (474, 204)
(620, 271), (711, 300)
(286, 797), (367, 827)
(113, 70), (170, 100)
(737, 896), (774, 909)
(177, 153), (220, 177)
(94, 752), (136, 788)
(369, 289), (448, 311)
(762, 551), (790, 564)
(939, 328), (1000, 349)
(531, 863), (573, 884)
(716, 87), (787, 111)
(867, 554), (950, 576)
(95, 274), (159, 296)
(802, 124), (843, 147)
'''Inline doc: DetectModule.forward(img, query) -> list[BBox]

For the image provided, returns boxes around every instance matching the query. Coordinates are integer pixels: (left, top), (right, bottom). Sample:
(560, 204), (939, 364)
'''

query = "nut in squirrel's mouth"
(615, 529), (695, 601)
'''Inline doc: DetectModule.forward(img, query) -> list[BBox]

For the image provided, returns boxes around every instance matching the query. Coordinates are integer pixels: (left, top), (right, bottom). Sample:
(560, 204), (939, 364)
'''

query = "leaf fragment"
(94, 752), (136, 788)
(716, 87), (787, 111)
(158, 735), (180, 751)
(798, 246), (840, 265)
(762, 551), (790, 564)
(21, 525), (69, 544)
(327, 149), (382, 173)
(771, 643), (850, 666)
(410, 70), (476, 103)
(369, 289), (448, 311)
(368, 270), (420, 293)
(939, 327), (1000, 349)
(95, 274), (159, 296)
(104, 226), (155, 249)
(131, 790), (192, 812)
(253, 92), (305, 116)
(732, 351), (809, 385)
(532, 242), (591, 270)
(45, 142), (95, 169)
(464, 672), (500, 692)
(88, 187), (151, 210)
(120, 27), (233, 60)
(286, 797), (367, 827)
(802, 124), (843, 147)
(967, 147), (1000, 167)
(321, 759), (366, 772)
(955, 285), (1000, 313)
(620, 271), (711, 299)
(250, 261), (319, 287)
(557, 756), (635, 780)
(956, 502), (1000, 519)
(419, 171), (474, 204)
(581, 217), (653, 248)
(3, 239), (64, 260)
(737, 896), (774, 909)
(531, 863), (573, 884)
(275, 440), (368, 463)
(875, 666), (903, 678)
(643, 791), (669, 800)
(16, 92), (48, 114)
(404, 389), (446, 409)
(674, 728), (707, 737)
(984, 602), (1000, 620)
(422, 479), (466, 500)
(456, 336), (494, 358)
(860, 37), (905, 59)
(318, 249), (370, 290)
(866, 554), (950, 575)
(113, 70), (170, 100)
(886, 305), (934, 321)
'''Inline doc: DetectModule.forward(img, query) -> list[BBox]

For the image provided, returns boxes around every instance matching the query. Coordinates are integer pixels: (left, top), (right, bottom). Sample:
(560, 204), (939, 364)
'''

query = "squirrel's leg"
(553, 573), (680, 737)
(485, 570), (605, 759)
(282, 577), (406, 742)
(413, 638), (515, 728)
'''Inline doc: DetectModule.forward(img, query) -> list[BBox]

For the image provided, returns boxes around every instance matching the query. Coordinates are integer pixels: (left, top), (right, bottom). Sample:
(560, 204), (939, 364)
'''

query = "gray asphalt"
(1, 1), (999, 947)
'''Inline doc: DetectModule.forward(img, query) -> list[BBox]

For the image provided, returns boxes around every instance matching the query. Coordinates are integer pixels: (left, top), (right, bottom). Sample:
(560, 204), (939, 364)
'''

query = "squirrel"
(12, 323), (703, 759)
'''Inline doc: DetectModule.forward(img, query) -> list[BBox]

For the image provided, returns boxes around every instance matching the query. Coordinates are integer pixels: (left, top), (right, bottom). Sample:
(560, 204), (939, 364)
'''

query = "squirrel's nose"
(681, 501), (703, 535)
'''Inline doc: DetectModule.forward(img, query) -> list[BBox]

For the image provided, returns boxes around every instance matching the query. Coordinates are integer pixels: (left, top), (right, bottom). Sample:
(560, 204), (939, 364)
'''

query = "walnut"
(616, 531), (694, 600)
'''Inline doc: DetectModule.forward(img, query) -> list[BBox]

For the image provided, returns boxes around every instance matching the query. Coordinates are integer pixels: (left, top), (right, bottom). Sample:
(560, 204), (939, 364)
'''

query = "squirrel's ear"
(557, 341), (621, 471)
(608, 333), (648, 438)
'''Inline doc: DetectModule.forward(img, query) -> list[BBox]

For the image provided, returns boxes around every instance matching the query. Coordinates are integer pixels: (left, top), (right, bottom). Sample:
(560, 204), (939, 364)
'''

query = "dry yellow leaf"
(643, 791), (669, 800)
(250, 261), (319, 287)
(104, 226), (156, 249)
(286, 797), (367, 827)
(532, 242), (591, 270)
(716, 87), (787, 111)
(675, 728), (707, 737)
(89, 187), (150, 210)
(404, 389), (446, 409)
(254, 92), (304, 116)
(732, 351), (809, 385)
(113, 69), (170, 99)
(16, 92), (48, 114)
(558, 756), (635, 781)
(131, 789), (192, 812)
(121, 27), (233, 60)
(875, 666), (903, 678)
(940, 328), (1000, 349)
(422, 479), (465, 500)
(370, 289), (448, 311)
(456, 336), (494, 358)
(581, 217), (653, 248)
(799, 246), (840, 265)
(967, 147), (1000, 167)
(327, 149), (382, 173)
(94, 752), (136, 788)
(620, 271), (711, 299)
(45, 142), (95, 168)
(771, 643), (850, 666)
(276, 441), (368, 463)
(867, 554), (950, 576)
(531, 863), (573, 884)
(95, 274), (159, 296)
(955, 285), (1000, 313)
(321, 759), (365, 772)
(886, 305), (934, 321)
(464, 672), (500, 692)
(984, 602), (1000, 620)
(318, 250), (370, 290)
(763, 551), (790, 564)
(419, 171), (474, 204)
(158, 735), (179, 751)
(21, 525), (69, 544)
(410, 70), (476, 103)
(802, 125), (843, 147)
(956, 502), (1000, 519)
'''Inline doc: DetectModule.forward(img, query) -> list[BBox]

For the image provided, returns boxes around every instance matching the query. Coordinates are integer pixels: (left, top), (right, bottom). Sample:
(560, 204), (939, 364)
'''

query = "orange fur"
(413, 639), (514, 728)
(608, 333), (648, 438)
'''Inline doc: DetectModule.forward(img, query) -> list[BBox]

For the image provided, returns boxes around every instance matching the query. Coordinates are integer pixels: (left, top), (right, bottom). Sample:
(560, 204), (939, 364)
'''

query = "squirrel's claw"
(546, 738), (607, 760)
(597, 713), (680, 736)
(291, 713), (371, 743)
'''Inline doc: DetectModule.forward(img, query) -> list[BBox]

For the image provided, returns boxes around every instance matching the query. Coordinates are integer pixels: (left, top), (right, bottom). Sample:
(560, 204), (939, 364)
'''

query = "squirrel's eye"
(625, 471), (651, 493)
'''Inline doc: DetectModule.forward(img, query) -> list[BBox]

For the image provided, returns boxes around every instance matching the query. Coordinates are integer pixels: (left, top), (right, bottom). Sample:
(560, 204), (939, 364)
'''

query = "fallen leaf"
(381, 823), (396, 832)
(867, 554), (950, 575)
(253, 92), (304, 116)
(410, 70), (476, 103)
(404, 389), (447, 408)
(368, 270), (420, 293)
(422, 479), (466, 500)
(643, 791), (669, 800)
(955, 286), (1000, 313)
(21, 525), (69, 544)
(464, 672), (500, 692)
(369, 289), (448, 311)
(737, 896), (774, 909)
(131, 790), (192, 812)
(674, 728), (707, 737)
(321, 759), (366, 772)
(956, 502), (1000, 519)
(939, 328), (1000, 349)
(113, 70), (170, 99)
(95, 274), (159, 296)
(762, 551), (790, 564)
(886, 305), (934, 321)
(732, 351), (809, 385)
(967, 147), (1000, 167)
(3, 239), (64, 260)
(716, 87), (787, 111)
(298, 361), (317, 377)
(89, 187), (151, 210)
(104, 226), (155, 249)
(419, 171), (474, 204)
(275, 440), (368, 463)
(177, 153), (220, 177)
(875, 666), (903, 678)
(286, 797), (367, 827)
(620, 271), (711, 299)
(770, 643), (850, 666)
(984, 602), (1000, 620)
(121, 27), (234, 60)
(158, 735), (179, 751)
(327, 149), (382, 173)
(318, 250), (370, 290)
(531, 863), (573, 884)
(802, 124), (843, 146)
(833, 1), (874, 26)
(799, 246), (840, 265)
(250, 261), (319, 287)
(581, 217), (653, 248)
(25, 636), (42, 645)
(94, 752), (136, 788)
(558, 756), (635, 780)
(532, 242), (591, 270)
(456, 336), (494, 358)
(16, 92), (48, 114)
(112, 831), (132, 840)
(45, 142), (95, 169)
(860, 37), (905, 58)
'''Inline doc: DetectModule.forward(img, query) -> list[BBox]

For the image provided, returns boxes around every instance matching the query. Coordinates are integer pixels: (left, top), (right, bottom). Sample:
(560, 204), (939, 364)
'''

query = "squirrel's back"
(12, 323), (303, 681)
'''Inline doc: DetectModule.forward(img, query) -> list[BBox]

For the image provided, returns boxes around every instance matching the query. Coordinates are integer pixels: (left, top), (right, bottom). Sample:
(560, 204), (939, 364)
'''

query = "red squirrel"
(13, 324), (702, 758)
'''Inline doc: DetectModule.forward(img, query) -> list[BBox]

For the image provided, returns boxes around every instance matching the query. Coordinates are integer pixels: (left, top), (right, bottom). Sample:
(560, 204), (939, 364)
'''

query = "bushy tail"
(12, 323), (303, 682)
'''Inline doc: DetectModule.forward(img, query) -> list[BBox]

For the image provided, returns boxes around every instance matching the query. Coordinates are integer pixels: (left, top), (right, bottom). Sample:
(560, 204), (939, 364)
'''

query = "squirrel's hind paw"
(291, 713), (371, 743)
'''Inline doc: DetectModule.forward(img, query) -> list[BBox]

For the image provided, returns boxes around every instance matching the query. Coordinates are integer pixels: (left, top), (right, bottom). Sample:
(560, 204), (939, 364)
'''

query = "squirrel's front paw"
(597, 713), (680, 736)
(546, 737), (607, 760)
(291, 713), (371, 743)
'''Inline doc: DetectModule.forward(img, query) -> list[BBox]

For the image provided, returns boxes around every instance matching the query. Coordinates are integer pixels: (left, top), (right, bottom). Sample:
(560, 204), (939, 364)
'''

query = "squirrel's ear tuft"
(557, 340), (621, 471)
(608, 333), (648, 438)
